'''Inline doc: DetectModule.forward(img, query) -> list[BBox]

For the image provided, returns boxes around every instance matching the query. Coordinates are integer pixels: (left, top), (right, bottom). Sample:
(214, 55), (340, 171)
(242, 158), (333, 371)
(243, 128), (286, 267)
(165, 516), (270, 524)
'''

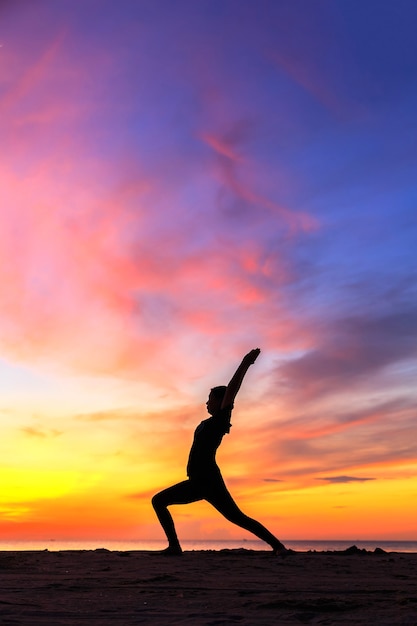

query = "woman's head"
(206, 385), (227, 414)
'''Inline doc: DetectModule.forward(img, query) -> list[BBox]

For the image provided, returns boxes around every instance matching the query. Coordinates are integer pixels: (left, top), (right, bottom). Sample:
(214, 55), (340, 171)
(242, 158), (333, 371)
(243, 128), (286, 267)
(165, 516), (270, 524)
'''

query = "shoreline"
(1, 543), (414, 555)
(1, 548), (416, 624)
(1, 538), (416, 553)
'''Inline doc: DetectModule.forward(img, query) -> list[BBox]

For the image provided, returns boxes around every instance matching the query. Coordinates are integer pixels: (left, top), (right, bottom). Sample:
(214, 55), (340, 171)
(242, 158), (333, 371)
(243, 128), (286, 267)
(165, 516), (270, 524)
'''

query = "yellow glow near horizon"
(0, 467), (97, 507)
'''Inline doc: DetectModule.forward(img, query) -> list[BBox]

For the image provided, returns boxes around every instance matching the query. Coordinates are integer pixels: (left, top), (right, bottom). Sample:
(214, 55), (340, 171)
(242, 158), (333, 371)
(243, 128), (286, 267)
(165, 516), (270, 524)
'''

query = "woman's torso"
(186, 406), (232, 479)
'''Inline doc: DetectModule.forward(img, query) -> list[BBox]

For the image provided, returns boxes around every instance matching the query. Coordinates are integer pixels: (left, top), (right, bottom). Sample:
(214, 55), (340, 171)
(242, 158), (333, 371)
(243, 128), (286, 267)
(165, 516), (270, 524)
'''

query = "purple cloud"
(318, 476), (375, 484)
(275, 304), (417, 401)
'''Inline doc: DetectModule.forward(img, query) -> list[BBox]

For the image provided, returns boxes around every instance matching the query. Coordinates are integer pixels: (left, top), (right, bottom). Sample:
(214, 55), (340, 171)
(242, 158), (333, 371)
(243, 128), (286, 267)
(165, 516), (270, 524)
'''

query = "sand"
(0, 547), (416, 625)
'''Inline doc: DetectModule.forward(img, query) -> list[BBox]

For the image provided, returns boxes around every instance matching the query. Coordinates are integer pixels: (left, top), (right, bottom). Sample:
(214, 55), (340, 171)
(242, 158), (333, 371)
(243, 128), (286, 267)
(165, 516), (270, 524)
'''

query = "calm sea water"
(0, 539), (416, 553)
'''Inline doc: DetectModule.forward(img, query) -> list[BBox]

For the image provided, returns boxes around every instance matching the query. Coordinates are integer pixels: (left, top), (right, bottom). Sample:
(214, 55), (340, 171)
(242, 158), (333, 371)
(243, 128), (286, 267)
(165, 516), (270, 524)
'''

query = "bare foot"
(159, 545), (183, 556)
(273, 546), (296, 557)
(271, 541), (295, 557)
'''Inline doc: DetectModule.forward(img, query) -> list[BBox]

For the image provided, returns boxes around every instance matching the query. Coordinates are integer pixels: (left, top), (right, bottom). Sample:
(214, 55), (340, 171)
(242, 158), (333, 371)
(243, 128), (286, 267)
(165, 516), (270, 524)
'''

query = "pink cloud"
(0, 31), (65, 114)
(199, 129), (318, 235)
(0, 10), (320, 391)
(270, 50), (343, 115)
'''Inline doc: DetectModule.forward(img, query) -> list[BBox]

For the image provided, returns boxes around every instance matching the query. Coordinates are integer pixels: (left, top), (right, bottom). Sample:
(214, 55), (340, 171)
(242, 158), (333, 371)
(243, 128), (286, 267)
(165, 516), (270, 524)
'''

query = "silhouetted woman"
(152, 349), (287, 555)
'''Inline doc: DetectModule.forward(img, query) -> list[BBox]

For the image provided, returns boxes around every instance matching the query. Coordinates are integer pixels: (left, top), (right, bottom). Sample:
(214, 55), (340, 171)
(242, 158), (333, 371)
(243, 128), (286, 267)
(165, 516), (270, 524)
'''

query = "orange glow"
(1, 395), (416, 540)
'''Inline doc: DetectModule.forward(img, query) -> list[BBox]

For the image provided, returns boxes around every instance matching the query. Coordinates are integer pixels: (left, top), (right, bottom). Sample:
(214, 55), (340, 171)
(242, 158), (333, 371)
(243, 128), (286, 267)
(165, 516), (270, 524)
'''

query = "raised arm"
(221, 348), (261, 409)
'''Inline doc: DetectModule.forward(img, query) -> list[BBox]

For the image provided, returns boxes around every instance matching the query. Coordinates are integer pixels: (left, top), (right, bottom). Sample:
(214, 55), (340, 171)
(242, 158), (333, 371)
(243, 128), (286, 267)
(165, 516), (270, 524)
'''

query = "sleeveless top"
(186, 405), (233, 479)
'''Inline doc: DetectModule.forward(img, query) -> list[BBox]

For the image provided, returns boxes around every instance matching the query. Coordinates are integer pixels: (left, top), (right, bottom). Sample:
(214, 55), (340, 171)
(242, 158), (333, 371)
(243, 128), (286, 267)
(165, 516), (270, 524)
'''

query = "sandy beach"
(0, 548), (416, 625)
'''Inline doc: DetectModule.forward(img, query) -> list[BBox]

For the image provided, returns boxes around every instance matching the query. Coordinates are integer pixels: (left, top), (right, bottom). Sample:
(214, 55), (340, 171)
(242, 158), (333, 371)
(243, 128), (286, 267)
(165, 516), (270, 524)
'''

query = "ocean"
(0, 539), (416, 552)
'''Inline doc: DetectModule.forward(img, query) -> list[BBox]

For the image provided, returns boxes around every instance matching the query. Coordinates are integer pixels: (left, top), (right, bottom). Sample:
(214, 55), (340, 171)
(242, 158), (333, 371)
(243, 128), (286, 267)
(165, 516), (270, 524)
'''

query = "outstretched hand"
(221, 348), (261, 408)
(245, 348), (261, 364)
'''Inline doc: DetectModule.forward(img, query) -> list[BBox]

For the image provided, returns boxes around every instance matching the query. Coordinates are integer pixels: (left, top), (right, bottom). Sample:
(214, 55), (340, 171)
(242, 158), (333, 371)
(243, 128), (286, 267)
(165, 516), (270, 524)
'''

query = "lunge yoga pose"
(152, 349), (287, 555)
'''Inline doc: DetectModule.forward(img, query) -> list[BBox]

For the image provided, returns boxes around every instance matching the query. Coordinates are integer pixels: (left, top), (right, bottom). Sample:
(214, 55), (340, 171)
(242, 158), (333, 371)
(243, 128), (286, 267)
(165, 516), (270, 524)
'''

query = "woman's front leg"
(151, 480), (201, 554)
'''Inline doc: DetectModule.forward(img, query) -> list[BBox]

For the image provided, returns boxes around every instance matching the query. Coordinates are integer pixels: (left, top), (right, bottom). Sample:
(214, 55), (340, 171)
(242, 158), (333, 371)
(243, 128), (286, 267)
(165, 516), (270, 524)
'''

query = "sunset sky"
(1, 0), (416, 542)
